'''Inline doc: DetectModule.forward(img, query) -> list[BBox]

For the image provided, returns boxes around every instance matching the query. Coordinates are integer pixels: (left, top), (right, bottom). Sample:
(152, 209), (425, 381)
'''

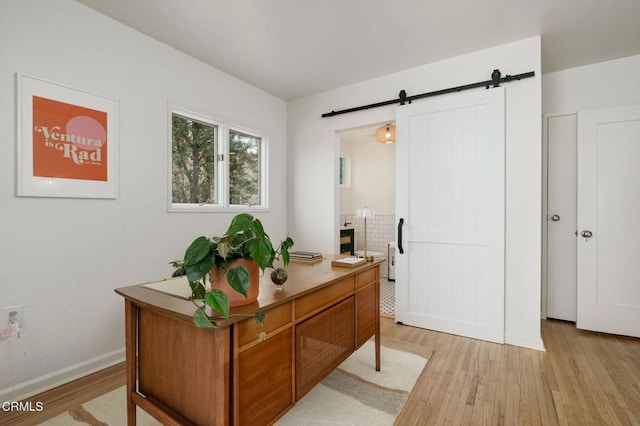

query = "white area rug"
(276, 340), (428, 425)
(42, 339), (429, 426)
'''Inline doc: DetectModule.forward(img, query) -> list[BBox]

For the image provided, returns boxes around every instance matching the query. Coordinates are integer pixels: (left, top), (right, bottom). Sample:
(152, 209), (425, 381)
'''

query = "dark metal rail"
(321, 69), (535, 118)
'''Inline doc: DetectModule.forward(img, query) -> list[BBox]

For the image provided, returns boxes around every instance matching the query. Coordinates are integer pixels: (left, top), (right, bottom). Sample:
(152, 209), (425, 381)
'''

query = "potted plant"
(173, 213), (294, 328)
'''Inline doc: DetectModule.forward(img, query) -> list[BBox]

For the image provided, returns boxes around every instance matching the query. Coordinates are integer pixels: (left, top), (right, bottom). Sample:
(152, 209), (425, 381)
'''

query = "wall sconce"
(375, 124), (396, 144)
(356, 207), (376, 261)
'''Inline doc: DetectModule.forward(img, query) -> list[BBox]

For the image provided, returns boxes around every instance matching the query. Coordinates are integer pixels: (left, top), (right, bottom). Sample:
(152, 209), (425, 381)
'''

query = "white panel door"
(546, 114), (578, 321)
(395, 88), (505, 343)
(577, 105), (640, 338)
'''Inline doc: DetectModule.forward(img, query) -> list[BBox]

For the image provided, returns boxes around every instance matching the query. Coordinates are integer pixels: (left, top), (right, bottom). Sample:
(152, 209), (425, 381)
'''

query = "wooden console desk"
(115, 256), (382, 425)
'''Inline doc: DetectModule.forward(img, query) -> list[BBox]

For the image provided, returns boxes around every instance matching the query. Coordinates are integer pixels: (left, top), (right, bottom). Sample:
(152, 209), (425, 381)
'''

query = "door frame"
(542, 111), (577, 320)
(332, 114), (396, 255)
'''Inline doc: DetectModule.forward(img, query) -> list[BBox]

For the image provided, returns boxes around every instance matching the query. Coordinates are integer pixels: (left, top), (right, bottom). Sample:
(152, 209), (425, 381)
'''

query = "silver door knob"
(581, 230), (593, 238)
(551, 214), (560, 222)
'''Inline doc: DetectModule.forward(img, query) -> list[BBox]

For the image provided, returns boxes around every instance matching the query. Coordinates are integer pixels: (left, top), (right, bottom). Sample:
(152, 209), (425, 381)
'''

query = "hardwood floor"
(0, 363), (125, 426)
(4, 318), (640, 425)
(386, 318), (640, 425)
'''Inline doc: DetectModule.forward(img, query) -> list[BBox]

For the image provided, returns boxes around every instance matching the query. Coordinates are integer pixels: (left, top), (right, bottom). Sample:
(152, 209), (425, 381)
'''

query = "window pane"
(229, 129), (260, 205)
(171, 113), (217, 204)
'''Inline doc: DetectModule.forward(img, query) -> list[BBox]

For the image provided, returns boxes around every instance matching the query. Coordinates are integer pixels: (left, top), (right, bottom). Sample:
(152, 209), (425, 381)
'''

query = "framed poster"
(17, 74), (118, 198)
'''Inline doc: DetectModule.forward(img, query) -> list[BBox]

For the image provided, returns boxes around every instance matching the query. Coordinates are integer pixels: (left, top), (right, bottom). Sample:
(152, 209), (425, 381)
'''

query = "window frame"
(226, 123), (269, 209)
(168, 105), (269, 212)
(339, 153), (351, 187)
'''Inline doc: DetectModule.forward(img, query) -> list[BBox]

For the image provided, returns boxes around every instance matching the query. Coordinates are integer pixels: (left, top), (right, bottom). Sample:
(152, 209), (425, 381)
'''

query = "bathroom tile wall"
(343, 214), (396, 278)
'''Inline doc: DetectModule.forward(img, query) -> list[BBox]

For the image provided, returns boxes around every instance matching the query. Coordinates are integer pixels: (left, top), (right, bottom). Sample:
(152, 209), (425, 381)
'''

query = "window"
(339, 153), (350, 187)
(229, 129), (261, 206)
(171, 112), (219, 205)
(169, 107), (268, 211)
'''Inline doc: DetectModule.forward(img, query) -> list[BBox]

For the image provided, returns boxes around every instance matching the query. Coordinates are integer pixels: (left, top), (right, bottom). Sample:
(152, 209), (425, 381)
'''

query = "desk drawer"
(238, 328), (293, 425)
(356, 268), (377, 289)
(295, 277), (354, 320)
(237, 302), (292, 348)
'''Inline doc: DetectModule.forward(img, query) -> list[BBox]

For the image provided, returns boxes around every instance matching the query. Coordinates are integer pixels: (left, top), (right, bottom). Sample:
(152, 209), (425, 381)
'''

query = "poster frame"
(16, 73), (118, 199)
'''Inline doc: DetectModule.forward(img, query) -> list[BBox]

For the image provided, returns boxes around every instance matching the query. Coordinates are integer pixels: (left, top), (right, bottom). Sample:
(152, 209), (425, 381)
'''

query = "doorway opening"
(338, 123), (396, 316)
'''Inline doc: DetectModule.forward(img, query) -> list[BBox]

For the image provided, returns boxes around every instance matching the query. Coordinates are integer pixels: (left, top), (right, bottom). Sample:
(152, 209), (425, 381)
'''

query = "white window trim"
(339, 153), (351, 187)
(168, 104), (269, 212)
(227, 122), (269, 210)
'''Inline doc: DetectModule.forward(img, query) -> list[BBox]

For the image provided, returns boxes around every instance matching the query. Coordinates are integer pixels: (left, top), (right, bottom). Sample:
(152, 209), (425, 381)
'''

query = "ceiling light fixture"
(375, 124), (396, 144)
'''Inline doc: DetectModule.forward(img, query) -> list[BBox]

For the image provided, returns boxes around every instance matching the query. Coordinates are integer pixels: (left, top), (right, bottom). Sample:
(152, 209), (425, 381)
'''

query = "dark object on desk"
(271, 267), (288, 285)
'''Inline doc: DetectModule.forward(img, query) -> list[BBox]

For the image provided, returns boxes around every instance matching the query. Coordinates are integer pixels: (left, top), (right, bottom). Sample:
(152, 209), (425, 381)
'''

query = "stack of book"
(289, 251), (323, 264)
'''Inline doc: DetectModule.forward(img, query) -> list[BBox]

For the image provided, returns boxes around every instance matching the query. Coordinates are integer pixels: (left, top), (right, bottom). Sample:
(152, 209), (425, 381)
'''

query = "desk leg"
(125, 300), (137, 426)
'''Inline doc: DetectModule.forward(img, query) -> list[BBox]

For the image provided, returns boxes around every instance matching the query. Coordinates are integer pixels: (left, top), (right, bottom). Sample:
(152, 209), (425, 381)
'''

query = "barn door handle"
(397, 218), (404, 254)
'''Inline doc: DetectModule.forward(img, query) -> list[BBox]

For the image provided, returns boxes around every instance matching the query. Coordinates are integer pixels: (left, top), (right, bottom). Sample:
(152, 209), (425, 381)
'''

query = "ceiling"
(340, 124), (383, 146)
(75, 0), (640, 101)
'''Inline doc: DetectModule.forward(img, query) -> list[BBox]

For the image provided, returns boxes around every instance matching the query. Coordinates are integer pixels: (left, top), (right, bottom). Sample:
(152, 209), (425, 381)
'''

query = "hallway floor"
(380, 277), (395, 316)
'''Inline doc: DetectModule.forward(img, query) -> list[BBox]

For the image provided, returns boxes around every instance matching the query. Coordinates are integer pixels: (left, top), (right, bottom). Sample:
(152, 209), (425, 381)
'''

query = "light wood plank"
(388, 318), (640, 425)
(0, 363), (125, 426)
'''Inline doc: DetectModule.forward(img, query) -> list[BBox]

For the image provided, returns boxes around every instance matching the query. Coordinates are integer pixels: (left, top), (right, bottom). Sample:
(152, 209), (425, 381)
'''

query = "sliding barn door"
(395, 88), (505, 343)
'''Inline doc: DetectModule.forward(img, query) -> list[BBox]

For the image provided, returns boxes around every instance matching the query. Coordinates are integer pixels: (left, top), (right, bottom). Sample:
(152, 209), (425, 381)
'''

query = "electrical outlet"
(2, 305), (24, 328)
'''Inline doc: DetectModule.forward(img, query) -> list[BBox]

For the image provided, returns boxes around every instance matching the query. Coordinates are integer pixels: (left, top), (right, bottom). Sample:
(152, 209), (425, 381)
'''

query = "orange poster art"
(32, 96), (108, 181)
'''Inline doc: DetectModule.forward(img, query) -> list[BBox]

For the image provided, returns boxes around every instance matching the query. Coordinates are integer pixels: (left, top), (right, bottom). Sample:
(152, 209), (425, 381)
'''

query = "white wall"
(543, 54), (640, 114)
(339, 139), (395, 217)
(350, 142), (395, 216)
(288, 37), (544, 350)
(0, 0), (288, 400)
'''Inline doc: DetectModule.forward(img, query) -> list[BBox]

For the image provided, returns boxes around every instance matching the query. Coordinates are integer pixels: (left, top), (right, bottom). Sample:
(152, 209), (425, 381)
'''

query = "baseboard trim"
(0, 348), (125, 402)
(0, 361), (125, 426)
(505, 334), (546, 351)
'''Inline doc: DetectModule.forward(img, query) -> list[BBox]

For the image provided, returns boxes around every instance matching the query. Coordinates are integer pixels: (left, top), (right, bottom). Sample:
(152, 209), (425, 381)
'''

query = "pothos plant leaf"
(183, 236), (211, 266)
(251, 218), (266, 240)
(186, 253), (214, 283)
(250, 238), (274, 271)
(189, 281), (206, 300)
(226, 266), (249, 297)
(280, 236), (294, 267)
(205, 289), (231, 320)
(193, 309), (216, 328)
(216, 240), (231, 259)
(226, 213), (254, 235)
